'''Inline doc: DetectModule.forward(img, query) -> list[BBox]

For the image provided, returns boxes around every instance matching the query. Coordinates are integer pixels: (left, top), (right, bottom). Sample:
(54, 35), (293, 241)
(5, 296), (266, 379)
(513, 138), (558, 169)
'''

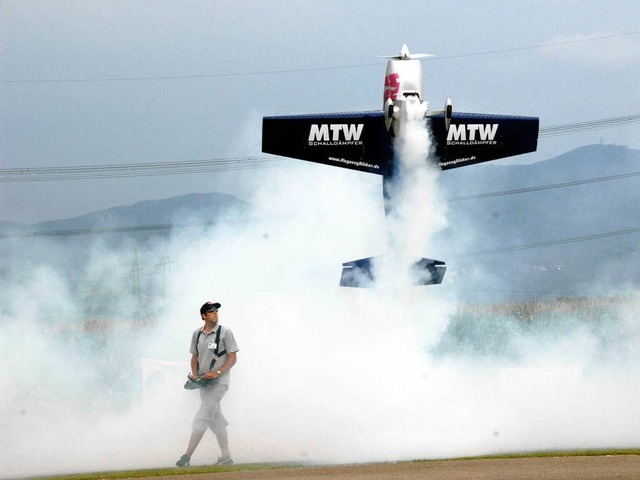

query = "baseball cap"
(200, 301), (222, 314)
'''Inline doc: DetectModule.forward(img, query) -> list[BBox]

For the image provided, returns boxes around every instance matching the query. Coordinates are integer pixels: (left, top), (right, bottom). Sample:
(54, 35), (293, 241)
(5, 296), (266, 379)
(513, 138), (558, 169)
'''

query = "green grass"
(20, 450), (640, 480)
(415, 448), (640, 462)
(21, 462), (303, 480)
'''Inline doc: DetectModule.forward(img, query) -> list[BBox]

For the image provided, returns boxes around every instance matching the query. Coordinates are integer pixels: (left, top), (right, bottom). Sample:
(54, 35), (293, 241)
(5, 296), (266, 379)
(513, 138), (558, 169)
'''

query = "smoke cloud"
(377, 97), (448, 288)
(2, 116), (640, 478)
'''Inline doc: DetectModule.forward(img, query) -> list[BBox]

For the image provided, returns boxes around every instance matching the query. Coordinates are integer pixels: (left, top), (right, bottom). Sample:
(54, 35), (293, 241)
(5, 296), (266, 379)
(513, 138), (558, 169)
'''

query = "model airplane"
(262, 44), (539, 287)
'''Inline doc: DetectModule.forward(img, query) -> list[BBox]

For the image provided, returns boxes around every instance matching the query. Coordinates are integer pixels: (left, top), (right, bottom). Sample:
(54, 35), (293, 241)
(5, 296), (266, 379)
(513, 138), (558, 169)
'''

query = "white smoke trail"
(375, 97), (448, 288)
(2, 117), (640, 478)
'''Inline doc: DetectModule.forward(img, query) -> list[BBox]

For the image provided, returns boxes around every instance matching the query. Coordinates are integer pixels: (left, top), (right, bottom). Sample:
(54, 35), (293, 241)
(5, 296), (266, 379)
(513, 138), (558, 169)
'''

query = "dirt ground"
(148, 455), (640, 480)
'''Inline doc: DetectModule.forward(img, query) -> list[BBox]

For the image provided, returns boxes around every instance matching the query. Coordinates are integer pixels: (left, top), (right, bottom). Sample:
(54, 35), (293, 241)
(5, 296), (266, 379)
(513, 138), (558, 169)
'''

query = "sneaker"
(215, 455), (233, 465)
(175, 454), (191, 467)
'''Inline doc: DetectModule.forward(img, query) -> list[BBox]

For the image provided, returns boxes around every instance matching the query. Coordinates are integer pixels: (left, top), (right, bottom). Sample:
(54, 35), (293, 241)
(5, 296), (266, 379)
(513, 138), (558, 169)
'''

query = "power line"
(0, 156), (277, 182)
(428, 30), (640, 61)
(0, 219), (255, 239)
(448, 169), (640, 202)
(539, 113), (640, 137)
(0, 223), (176, 239)
(0, 63), (381, 84)
(455, 226), (640, 257)
(4, 217), (640, 261)
(2, 31), (638, 84)
(1, 113), (638, 183)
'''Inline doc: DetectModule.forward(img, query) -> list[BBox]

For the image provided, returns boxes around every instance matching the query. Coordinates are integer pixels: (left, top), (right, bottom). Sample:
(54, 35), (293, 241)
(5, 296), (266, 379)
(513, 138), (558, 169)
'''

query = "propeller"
(380, 44), (433, 60)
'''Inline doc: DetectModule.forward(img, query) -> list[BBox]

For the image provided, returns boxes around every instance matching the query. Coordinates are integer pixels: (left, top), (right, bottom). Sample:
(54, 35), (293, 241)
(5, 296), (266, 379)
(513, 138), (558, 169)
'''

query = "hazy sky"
(1, 0), (639, 223)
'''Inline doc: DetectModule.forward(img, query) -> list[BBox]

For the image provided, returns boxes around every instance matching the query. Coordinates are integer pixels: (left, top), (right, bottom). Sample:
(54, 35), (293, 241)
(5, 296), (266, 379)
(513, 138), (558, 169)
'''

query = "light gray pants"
(192, 381), (229, 433)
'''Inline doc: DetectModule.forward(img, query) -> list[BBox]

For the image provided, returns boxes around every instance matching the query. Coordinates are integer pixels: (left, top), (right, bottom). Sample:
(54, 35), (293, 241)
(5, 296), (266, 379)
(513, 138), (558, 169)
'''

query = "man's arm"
(203, 352), (237, 379)
(189, 353), (198, 378)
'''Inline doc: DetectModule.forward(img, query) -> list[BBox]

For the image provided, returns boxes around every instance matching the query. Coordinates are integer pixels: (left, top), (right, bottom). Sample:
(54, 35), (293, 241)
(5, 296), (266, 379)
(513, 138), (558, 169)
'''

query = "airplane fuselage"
(261, 44), (539, 287)
(383, 45), (433, 136)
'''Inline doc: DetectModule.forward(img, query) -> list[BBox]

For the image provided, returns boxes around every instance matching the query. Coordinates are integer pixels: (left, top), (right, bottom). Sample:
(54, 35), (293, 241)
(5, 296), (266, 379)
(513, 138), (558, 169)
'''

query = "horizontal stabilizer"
(339, 256), (446, 288)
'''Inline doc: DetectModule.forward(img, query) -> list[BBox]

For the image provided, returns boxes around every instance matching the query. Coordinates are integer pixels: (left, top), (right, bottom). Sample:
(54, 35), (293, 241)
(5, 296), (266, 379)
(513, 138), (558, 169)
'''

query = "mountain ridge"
(0, 192), (251, 233)
(3, 144), (640, 300)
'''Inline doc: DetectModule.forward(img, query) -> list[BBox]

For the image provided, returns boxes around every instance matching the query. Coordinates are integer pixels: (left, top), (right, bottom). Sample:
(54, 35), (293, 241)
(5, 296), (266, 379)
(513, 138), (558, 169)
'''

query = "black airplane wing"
(263, 110), (539, 174)
(262, 109), (538, 289)
(262, 111), (392, 176)
(429, 112), (539, 170)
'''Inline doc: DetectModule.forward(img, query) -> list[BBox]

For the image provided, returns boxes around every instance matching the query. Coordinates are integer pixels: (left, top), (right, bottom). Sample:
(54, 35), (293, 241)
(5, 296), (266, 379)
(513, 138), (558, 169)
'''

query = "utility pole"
(130, 249), (143, 321)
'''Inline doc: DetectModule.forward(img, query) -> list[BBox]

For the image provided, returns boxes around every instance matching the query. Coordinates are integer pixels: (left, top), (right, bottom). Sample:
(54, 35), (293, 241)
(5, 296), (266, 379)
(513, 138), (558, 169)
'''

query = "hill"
(0, 192), (251, 295)
(437, 144), (640, 300)
(3, 145), (640, 302)
(0, 192), (250, 235)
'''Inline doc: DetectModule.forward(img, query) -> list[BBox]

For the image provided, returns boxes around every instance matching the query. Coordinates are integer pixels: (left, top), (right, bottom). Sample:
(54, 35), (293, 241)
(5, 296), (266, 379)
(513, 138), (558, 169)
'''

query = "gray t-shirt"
(190, 324), (239, 386)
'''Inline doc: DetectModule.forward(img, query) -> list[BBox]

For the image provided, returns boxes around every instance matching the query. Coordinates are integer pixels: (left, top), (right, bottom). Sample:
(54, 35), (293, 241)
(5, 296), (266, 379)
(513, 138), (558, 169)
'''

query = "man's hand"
(184, 374), (209, 390)
(202, 371), (219, 380)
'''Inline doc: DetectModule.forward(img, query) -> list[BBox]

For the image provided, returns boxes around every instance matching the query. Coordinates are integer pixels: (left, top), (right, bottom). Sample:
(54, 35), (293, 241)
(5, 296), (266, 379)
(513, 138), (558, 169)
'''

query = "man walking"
(175, 301), (239, 467)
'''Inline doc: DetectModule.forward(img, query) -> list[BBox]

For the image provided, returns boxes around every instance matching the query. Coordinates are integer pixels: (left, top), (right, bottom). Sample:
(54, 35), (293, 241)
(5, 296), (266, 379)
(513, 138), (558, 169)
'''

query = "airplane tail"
(339, 256), (446, 288)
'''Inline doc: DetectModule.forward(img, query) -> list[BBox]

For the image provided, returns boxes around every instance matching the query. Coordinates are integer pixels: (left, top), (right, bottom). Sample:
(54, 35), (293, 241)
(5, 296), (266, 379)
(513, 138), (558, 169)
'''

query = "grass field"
(24, 449), (640, 480)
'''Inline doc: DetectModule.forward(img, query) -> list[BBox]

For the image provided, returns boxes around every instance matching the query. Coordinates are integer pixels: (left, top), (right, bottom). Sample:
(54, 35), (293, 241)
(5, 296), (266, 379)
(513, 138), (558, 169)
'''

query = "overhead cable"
(1, 113), (638, 183)
(539, 113), (640, 137)
(0, 156), (274, 182)
(455, 227), (640, 257)
(4, 221), (640, 261)
(1, 31), (638, 84)
(448, 169), (640, 202)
